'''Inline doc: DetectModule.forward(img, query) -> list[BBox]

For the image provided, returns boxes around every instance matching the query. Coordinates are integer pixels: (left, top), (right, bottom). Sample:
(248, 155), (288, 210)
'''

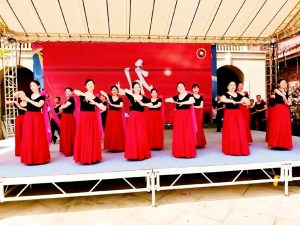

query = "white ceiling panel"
(130, 0), (153, 35)
(150, 0), (176, 36)
(169, 0), (200, 36)
(32, 0), (68, 33)
(188, 0), (221, 36)
(84, 0), (109, 34)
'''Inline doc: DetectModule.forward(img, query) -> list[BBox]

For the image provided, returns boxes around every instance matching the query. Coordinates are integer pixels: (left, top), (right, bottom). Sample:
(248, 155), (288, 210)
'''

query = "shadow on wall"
(0, 67), (33, 139)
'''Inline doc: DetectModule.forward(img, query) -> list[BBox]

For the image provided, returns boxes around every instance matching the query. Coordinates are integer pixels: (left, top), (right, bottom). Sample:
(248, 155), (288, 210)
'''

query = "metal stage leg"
(151, 172), (156, 207)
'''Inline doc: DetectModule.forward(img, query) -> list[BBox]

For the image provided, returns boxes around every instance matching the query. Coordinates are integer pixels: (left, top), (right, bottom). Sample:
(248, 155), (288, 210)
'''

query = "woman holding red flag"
(73, 79), (106, 164)
(100, 85), (125, 152)
(165, 82), (196, 158)
(59, 87), (76, 156)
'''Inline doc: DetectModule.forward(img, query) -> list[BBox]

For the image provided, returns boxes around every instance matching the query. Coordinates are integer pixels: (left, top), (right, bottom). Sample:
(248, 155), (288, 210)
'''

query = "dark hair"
(85, 79), (95, 86)
(177, 81), (185, 87)
(65, 87), (73, 92)
(132, 81), (140, 89)
(192, 84), (199, 89)
(250, 99), (254, 102)
(31, 80), (40, 87)
(277, 79), (286, 85)
(151, 88), (157, 93)
(110, 85), (119, 91)
(256, 95), (261, 98)
(54, 96), (61, 101)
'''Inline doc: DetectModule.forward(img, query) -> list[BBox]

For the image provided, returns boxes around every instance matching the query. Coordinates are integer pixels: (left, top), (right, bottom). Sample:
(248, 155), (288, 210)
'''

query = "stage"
(0, 129), (300, 206)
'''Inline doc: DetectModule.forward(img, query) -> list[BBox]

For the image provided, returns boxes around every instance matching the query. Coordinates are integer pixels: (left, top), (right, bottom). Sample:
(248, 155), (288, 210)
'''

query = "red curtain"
(37, 42), (212, 123)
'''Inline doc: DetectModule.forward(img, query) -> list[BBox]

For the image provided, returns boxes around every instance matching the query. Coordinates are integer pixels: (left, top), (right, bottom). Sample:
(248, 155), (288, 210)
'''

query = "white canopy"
(0, 0), (299, 44)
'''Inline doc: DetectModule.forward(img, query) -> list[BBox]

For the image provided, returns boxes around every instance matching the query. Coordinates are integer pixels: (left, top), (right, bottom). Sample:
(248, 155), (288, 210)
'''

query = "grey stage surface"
(0, 129), (299, 178)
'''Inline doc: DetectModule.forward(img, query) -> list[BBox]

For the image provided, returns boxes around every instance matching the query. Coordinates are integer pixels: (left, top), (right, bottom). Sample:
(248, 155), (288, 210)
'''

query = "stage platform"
(0, 129), (300, 206)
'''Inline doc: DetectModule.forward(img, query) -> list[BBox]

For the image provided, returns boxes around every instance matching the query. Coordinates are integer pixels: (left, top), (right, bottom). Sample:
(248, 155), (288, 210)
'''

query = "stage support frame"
(0, 162), (297, 206)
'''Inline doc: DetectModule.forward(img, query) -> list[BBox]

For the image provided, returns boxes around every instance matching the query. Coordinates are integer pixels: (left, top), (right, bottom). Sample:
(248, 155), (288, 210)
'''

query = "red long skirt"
(222, 109), (250, 156)
(60, 113), (76, 156)
(146, 110), (164, 149)
(125, 111), (151, 160)
(265, 108), (273, 142)
(20, 112), (50, 165)
(240, 105), (253, 143)
(172, 109), (197, 158)
(268, 104), (292, 150)
(194, 108), (207, 148)
(104, 110), (125, 151)
(74, 111), (102, 164)
(15, 114), (24, 156)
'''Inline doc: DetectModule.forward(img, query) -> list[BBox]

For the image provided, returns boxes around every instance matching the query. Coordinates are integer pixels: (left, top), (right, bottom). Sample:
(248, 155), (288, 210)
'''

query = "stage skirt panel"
(222, 109), (250, 156)
(15, 114), (24, 156)
(125, 111), (151, 160)
(239, 105), (253, 143)
(60, 113), (76, 156)
(268, 104), (292, 150)
(104, 110), (125, 151)
(74, 111), (102, 164)
(172, 109), (197, 158)
(194, 108), (207, 148)
(146, 110), (164, 149)
(20, 112), (50, 164)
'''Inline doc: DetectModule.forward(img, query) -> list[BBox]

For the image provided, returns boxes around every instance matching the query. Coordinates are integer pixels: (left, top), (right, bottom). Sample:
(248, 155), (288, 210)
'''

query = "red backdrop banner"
(37, 42), (212, 123)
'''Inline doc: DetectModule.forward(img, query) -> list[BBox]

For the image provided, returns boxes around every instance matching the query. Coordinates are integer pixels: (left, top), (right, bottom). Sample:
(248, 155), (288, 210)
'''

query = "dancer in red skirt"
(100, 86), (125, 151)
(118, 81), (151, 160)
(165, 82), (197, 158)
(59, 87), (76, 156)
(237, 83), (253, 143)
(15, 80), (50, 165)
(73, 79), (106, 164)
(5, 99), (27, 156)
(268, 79), (292, 150)
(192, 84), (207, 148)
(145, 88), (164, 150)
(221, 81), (250, 156)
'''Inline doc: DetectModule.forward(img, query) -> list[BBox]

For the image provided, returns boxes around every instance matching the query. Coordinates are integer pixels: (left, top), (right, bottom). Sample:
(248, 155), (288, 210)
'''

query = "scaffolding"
(1, 41), (18, 138)
(265, 41), (279, 99)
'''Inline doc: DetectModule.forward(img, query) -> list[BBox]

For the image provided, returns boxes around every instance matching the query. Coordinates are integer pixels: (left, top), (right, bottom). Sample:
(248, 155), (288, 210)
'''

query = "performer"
(192, 84), (206, 148)
(145, 88), (164, 150)
(73, 79), (106, 164)
(16, 80), (50, 165)
(268, 79), (292, 150)
(50, 96), (61, 144)
(5, 99), (27, 156)
(255, 95), (267, 131)
(216, 96), (225, 132)
(249, 99), (257, 130)
(117, 81), (151, 160)
(221, 81), (250, 156)
(100, 86), (125, 151)
(59, 87), (76, 156)
(100, 94), (108, 129)
(237, 83), (253, 143)
(165, 82), (197, 158)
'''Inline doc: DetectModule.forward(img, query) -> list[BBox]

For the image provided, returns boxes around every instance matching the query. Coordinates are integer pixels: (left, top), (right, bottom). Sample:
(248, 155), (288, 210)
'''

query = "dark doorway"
(217, 65), (244, 95)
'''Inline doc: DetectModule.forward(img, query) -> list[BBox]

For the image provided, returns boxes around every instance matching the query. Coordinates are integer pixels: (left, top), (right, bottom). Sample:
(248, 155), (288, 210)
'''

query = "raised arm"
(74, 90), (85, 96)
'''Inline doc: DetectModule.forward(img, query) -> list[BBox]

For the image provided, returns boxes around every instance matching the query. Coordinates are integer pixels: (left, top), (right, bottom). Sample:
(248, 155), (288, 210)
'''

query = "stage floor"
(0, 129), (300, 179)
